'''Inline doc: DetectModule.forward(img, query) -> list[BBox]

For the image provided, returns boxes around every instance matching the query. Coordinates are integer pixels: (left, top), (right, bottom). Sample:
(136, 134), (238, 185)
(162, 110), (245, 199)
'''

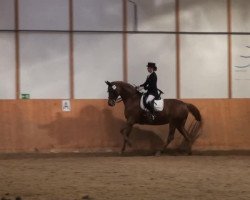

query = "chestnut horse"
(105, 81), (202, 154)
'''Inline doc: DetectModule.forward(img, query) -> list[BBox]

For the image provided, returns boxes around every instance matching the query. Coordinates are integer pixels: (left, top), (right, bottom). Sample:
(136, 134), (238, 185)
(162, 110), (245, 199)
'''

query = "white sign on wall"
(232, 36), (250, 98)
(62, 100), (71, 112)
(233, 45), (250, 80)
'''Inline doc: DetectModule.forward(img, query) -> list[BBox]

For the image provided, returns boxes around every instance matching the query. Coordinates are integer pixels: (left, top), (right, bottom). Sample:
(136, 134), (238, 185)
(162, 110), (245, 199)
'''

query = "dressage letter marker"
(62, 100), (71, 112)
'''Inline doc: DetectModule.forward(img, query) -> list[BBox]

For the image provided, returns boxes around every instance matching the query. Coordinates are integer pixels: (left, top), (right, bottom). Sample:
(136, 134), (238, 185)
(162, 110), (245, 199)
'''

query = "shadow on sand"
(38, 105), (200, 155)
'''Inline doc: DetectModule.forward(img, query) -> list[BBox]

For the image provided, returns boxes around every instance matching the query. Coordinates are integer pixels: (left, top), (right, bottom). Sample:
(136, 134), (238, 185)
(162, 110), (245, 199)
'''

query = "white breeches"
(146, 95), (155, 104)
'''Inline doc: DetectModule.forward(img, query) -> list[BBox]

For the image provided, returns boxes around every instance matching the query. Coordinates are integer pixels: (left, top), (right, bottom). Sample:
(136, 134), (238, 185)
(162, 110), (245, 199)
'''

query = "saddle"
(140, 89), (164, 112)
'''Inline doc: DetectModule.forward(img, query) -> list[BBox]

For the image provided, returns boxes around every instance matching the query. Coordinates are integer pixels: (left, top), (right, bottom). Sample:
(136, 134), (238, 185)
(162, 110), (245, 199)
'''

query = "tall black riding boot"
(148, 101), (156, 121)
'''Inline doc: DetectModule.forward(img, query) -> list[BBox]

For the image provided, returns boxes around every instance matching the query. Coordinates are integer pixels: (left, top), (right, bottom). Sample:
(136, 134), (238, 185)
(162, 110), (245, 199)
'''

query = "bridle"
(106, 81), (122, 106)
(116, 97), (122, 103)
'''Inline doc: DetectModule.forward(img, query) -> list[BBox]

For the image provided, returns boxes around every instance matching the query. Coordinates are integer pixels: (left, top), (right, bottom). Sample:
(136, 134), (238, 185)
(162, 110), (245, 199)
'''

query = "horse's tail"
(187, 103), (201, 122)
(185, 103), (203, 145)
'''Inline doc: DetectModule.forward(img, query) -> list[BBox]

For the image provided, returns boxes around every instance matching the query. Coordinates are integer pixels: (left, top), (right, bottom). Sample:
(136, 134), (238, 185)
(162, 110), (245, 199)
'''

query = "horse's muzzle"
(108, 99), (115, 106)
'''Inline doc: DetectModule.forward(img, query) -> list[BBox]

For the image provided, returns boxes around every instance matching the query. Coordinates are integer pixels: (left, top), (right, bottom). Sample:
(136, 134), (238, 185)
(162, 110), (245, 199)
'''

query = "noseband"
(108, 85), (122, 104)
(115, 97), (122, 103)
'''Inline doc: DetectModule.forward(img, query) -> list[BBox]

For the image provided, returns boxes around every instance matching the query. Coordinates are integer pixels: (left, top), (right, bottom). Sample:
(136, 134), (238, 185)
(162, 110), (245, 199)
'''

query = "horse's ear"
(105, 81), (112, 86)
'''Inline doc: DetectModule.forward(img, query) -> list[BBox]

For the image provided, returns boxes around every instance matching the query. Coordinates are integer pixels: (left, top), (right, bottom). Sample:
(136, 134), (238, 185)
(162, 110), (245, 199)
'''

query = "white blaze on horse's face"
(107, 84), (119, 107)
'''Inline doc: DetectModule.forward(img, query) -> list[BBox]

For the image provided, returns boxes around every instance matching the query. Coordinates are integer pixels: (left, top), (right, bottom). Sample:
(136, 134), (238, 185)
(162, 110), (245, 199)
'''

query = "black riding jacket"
(140, 72), (158, 97)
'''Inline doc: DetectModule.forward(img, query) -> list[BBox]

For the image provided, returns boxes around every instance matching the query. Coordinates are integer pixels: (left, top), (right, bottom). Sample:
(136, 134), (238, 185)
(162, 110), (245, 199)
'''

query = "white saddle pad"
(140, 96), (164, 112)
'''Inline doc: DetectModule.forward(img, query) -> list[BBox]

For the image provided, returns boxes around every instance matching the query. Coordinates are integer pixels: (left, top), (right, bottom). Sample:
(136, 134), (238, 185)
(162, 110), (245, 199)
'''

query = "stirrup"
(151, 114), (155, 120)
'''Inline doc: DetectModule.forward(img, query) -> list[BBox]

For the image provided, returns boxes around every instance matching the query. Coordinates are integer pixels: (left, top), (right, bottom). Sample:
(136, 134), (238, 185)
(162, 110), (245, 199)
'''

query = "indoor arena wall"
(0, 0), (249, 152)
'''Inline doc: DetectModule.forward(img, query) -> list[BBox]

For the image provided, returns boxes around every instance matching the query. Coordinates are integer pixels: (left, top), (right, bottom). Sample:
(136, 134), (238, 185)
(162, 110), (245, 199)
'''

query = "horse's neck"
(119, 83), (137, 104)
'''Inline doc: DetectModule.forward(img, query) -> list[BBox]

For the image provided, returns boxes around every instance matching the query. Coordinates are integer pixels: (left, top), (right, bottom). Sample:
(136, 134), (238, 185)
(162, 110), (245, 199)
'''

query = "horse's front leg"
(120, 127), (132, 147)
(120, 121), (134, 154)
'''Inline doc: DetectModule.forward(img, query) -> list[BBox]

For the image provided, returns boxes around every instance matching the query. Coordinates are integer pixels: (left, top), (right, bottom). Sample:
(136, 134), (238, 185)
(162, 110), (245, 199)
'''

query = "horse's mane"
(112, 81), (137, 95)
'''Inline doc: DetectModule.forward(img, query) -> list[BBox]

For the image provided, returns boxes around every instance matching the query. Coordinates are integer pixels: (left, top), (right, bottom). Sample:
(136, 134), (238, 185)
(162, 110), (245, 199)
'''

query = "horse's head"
(105, 81), (121, 106)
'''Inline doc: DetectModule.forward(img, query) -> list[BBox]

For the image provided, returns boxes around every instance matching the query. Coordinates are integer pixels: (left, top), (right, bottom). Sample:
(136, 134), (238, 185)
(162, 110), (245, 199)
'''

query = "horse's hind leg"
(158, 123), (176, 155)
(177, 125), (190, 143)
(177, 124), (192, 154)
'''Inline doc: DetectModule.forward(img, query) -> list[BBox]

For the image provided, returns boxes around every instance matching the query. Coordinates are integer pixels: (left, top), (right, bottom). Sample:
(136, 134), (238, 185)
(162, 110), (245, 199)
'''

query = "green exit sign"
(21, 94), (30, 99)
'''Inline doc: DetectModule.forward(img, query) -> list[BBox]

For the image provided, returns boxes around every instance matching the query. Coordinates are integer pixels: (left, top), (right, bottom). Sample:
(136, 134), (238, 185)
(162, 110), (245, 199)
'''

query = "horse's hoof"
(155, 150), (162, 156)
(188, 151), (192, 155)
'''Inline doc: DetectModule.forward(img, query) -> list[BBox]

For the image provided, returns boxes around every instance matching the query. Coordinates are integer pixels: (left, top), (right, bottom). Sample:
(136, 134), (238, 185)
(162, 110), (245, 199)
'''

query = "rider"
(140, 62), (158, 120)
